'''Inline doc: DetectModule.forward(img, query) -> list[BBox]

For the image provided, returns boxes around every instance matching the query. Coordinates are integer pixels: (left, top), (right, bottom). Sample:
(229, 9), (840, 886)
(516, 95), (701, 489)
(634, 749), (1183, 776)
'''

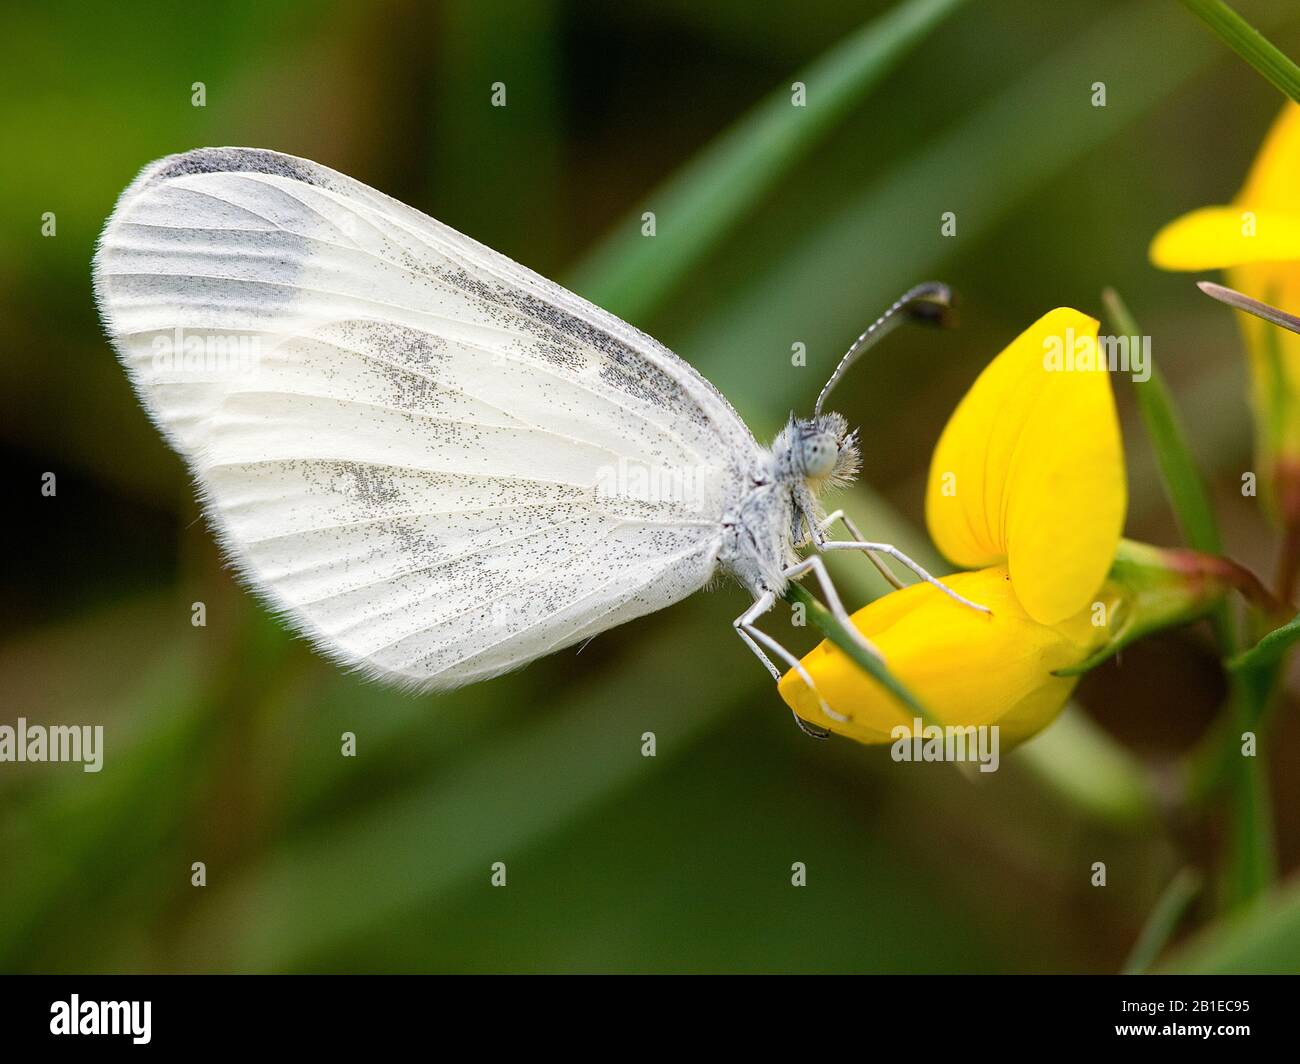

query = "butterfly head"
(776, 412), (861, 494)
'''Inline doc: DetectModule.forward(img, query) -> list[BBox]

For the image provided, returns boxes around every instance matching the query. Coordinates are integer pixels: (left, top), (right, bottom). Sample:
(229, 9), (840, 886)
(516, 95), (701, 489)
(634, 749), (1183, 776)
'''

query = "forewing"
(94, 147), (760, 689)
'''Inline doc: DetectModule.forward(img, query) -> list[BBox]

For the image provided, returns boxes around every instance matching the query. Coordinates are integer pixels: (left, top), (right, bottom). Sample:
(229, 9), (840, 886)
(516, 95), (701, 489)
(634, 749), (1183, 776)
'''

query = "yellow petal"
(925, 314), (1058, 568)
(1007, 338), (1127, 625)
(926, 308), (1126, 624)
(1150, 206), (1300, 270)
(777, 567), (1108, 748)
(1239, 102), (1300, 211)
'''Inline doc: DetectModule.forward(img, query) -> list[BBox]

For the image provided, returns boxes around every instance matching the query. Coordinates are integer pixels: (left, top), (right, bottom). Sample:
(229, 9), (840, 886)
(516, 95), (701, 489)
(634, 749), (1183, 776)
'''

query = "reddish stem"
(1165, 548), (1288, 618)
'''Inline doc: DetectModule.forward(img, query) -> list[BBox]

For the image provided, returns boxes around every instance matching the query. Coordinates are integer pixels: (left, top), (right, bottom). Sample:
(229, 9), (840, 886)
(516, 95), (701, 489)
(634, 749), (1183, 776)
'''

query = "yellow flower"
(925, 308), (1125, 626)
(1150, 102), (1300, 522)
(779, 309), (1228, 747)
(779, 564), (1121, 748)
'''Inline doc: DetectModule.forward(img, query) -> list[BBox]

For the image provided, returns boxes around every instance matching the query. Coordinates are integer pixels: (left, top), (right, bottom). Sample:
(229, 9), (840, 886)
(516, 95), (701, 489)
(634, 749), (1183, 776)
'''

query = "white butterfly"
(94, 148), (983, 736)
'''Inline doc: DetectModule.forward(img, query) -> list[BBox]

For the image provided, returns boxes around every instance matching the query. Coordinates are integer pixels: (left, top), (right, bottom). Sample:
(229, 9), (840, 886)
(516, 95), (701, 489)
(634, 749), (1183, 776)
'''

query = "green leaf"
(1227, 612), (1300, 672)
(1178, 0), (1300, 105)
(565, 0), (969, 320)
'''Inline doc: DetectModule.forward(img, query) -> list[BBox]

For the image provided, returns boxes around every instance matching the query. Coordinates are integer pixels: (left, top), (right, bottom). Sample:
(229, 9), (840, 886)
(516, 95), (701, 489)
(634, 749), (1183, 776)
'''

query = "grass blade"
(566, 0), (969, 319)
(683, 0), (1249, 423)
(1178, 0), (1300, 104)
(1102, 288), (1222, 557)
(1227, 612), (1300, 671)
(1121, 868), (1203, 973)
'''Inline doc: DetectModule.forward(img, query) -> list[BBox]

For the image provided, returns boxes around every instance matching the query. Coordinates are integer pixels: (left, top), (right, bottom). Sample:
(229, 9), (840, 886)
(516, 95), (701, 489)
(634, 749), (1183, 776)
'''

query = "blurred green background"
(4, 0), (1300, 972)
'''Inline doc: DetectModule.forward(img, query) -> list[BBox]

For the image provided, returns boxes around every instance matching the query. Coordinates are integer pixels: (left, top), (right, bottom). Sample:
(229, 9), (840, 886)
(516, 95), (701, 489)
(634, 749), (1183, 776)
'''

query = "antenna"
(814, 282), (957, 416)
(1198, 280), (1300, 335)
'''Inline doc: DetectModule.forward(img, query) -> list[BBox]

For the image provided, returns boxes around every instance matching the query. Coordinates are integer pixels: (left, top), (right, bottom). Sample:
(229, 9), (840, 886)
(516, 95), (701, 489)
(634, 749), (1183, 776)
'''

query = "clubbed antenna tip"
(814, 281), (959, 416)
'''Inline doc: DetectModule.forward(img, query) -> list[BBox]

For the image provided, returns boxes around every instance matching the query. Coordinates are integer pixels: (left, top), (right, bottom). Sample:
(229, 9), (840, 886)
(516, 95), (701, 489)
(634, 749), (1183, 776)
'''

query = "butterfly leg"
(813, 519), (991, 615)
(733, 592), (834, 739)
(815, 509), (904, 589)
(781, 554), (884, 666)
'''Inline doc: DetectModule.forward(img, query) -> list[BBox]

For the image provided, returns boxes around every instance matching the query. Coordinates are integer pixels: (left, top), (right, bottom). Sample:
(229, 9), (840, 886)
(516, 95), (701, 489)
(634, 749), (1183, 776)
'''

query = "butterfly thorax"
(719, 412), (861, 597)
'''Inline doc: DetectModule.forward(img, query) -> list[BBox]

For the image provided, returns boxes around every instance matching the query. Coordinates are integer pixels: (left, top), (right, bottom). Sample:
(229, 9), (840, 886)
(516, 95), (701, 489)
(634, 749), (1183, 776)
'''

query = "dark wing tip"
(150, 147), (324, 185)
(134, 147), (330, 196)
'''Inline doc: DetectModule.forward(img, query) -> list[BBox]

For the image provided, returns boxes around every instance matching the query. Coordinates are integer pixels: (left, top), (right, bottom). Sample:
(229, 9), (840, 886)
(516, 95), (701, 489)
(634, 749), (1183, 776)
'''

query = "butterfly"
(93, 148), (984, 737)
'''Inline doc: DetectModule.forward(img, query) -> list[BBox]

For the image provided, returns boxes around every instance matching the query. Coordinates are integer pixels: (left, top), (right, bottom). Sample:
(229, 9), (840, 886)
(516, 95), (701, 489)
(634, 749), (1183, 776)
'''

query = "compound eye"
(802, 434), (839, 478)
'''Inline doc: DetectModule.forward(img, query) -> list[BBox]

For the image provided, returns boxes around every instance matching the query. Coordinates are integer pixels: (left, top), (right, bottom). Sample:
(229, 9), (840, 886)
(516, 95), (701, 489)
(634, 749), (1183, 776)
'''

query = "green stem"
(1222, 667), (1279, 908)
(1178, 0), (1300, 104)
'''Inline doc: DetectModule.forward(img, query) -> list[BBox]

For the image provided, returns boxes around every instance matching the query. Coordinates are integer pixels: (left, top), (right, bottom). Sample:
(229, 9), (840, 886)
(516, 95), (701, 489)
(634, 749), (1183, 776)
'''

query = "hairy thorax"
(719, 469), (803, 598)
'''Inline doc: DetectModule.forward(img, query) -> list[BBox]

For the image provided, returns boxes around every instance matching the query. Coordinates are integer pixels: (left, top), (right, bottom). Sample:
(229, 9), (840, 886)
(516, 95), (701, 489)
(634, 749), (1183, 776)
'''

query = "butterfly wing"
(94, 147), (761, 690)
